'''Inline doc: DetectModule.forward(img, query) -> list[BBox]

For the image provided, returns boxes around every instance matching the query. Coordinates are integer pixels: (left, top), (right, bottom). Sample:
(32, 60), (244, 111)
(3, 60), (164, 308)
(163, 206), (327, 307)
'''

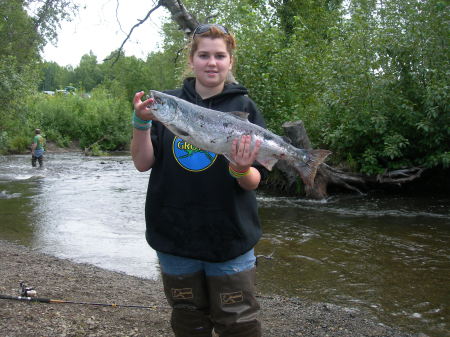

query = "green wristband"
(132, 122), (152, 130)
(132, 110), (152, 130)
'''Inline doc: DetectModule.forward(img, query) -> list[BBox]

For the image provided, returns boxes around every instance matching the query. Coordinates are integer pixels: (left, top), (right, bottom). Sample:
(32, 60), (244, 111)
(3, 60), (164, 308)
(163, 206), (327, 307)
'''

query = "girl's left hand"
(229, 135), (261, 171)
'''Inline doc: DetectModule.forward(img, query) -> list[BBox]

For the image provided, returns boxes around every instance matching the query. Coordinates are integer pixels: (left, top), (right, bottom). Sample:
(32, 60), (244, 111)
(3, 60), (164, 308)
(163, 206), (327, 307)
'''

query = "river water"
(0, 153), (448, 336)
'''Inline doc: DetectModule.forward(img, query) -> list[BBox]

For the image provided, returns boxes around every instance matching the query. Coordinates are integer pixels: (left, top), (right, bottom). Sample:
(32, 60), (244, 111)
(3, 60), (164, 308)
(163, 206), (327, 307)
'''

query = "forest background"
(1, 0), (448, 178)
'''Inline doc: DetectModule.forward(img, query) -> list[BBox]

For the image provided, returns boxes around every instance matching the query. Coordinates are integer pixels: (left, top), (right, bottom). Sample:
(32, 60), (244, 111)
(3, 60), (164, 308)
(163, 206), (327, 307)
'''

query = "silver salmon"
(148, 90), (331, 187)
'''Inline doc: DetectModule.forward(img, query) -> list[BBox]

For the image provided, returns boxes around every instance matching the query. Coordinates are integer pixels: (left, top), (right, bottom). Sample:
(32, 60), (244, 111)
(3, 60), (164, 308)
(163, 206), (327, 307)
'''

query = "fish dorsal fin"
(228, 111), (249, 121)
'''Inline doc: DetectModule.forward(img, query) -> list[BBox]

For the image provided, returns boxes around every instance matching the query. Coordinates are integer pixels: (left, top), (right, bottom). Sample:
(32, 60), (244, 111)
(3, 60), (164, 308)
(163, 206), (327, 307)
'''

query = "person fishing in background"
(131, 24), (266, 337)
(31, 128), (45, 168)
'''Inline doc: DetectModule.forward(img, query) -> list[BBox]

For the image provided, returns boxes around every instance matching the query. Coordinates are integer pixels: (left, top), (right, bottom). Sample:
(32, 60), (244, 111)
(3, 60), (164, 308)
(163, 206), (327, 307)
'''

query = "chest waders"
(31, 154), (43, 168)
(162, 268), (261, 337)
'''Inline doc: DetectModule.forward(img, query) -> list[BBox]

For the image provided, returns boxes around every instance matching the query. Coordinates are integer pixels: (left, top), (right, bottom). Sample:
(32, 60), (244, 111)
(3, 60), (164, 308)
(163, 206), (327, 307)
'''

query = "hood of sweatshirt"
(179, 77), (249, 109)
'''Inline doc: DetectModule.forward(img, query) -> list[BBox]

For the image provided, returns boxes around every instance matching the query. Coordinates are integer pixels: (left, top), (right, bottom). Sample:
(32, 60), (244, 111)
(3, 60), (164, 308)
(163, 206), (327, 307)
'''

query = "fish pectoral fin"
(228, 111), (250, 121)
(225, 153), (278, 171)
(257, 156), (278, 171)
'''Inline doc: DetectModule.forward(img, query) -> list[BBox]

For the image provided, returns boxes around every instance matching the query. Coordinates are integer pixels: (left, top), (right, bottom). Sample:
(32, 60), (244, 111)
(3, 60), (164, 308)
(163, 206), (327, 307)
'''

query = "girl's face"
(190, 37), (233, 96)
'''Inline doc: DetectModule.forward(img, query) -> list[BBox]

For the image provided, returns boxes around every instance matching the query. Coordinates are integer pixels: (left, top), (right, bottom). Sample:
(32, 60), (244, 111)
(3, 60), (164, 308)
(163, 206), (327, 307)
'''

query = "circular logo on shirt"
(172, 137), (217, 172)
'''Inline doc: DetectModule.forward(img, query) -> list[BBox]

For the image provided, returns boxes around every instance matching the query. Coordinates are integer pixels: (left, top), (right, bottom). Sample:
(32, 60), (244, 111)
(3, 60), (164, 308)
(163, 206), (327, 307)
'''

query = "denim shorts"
(157, 249), (256, 277)
(34, 149), (45, 158)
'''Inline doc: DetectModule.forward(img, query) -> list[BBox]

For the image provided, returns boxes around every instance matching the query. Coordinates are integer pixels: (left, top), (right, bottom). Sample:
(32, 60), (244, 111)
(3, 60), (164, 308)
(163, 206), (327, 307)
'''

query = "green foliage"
(88, 143), (108, 157)
(230, 0), (448, 174)
(26, 0), (78, 45)
(311, 0), (450, 173)
(0, 126), (32, 154)
(25, 88), (131, 152)
(44, 129), (71, 148)
(7, 134), (31, 154)
(0, 1), (41, 135)
(4, 0), (449, 176)
(73, 52), (104, 92)
(0, 0), (77, 154)
(218, 0), (448, 174)
(39, 61), (73, 91)
(0, 0), (41, 63)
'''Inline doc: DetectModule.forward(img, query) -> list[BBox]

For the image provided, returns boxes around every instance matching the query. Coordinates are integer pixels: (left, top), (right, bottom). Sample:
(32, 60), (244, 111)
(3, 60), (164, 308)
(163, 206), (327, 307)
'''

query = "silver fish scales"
(148, 90), (331, 187)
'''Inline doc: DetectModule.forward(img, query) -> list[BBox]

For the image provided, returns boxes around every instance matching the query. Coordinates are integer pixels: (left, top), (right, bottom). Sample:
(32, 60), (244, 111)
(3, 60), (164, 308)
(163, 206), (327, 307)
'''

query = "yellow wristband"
(229, 166), (250, 178)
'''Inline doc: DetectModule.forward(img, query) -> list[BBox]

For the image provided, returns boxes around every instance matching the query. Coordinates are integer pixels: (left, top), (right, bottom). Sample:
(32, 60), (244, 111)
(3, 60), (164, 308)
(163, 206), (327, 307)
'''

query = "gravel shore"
(0, 240), (421, 337)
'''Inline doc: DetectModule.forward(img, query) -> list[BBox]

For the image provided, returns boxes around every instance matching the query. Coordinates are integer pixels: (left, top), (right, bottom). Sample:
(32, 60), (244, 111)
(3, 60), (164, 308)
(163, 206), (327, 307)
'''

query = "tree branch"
(115, 0), (126, 35)
(104, 2), (163, 65)
(376, 167), (425, 184)
(162, 0), (198, 35)
(106, 0), (202, 65)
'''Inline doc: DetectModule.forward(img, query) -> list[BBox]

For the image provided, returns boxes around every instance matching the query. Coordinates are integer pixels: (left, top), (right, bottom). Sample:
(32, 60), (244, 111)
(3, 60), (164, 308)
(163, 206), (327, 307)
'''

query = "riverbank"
(0, 240), (423, 337)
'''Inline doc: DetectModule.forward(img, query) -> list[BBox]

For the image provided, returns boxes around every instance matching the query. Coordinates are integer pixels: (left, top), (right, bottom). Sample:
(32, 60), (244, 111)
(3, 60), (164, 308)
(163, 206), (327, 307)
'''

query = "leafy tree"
(72, 52), (104, 92)
(101, 53), (149, 100)
(268, 0), (343, 40)
(0, 0), (77, 153)
(39, 61), (75, 90)
(26, 0), (78, 44)
(143, 50), (180, 91)
(0, 0), (40, 151)
(314, 0), (450, 173)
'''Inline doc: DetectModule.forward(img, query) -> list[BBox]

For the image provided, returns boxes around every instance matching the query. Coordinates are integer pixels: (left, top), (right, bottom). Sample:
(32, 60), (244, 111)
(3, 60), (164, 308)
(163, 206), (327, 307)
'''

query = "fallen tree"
(265, 121), (427, 199)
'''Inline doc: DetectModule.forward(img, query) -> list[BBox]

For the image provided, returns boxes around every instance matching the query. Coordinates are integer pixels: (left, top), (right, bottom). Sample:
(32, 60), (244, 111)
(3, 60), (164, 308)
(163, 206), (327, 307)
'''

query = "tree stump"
(278, 121), (329, 199)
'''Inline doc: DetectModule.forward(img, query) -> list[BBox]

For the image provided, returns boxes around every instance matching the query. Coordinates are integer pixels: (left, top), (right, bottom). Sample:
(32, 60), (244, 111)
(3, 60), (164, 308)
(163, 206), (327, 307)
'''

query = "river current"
(0, 153), (449, 336)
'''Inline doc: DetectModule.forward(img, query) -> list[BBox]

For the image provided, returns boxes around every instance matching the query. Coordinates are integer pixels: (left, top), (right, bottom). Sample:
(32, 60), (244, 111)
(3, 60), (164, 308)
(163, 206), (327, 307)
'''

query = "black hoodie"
(145, 78), (266, 262)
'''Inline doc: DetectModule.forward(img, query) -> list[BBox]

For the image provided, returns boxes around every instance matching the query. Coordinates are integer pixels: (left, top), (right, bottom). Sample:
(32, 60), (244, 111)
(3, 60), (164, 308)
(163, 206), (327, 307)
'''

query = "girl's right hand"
(133, 91), (156, 121)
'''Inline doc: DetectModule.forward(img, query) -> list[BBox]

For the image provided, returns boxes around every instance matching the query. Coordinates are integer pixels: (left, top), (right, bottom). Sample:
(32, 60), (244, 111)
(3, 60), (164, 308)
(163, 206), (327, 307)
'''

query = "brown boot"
(207, 268), (261, 337)
(161, 271), (213, 337)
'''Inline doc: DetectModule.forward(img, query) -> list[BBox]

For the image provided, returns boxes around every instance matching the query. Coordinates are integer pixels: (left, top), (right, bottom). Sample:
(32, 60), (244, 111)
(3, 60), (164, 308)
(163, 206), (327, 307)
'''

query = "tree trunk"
(160, 0), (198, 35)
(277, 121), (331, 199)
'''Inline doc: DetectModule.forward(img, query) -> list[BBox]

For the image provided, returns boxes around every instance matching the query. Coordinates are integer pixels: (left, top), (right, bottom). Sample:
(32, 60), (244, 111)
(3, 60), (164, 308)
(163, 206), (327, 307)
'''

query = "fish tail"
(291, 149), (331, 187)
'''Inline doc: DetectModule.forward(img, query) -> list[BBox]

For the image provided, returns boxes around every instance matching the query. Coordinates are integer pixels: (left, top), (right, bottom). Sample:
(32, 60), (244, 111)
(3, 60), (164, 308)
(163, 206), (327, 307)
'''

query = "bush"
(25, 86), (131, 153)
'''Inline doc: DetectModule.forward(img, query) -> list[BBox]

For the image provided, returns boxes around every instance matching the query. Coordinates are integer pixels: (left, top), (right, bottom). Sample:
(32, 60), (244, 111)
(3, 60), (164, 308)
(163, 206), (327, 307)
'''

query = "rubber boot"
(161, 271), (213, 337)
(207, 268), (261, 337)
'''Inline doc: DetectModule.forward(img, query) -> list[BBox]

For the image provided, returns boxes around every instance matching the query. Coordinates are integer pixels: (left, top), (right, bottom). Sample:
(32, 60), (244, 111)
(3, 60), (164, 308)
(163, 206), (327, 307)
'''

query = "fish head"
(148, 90), (179, 123)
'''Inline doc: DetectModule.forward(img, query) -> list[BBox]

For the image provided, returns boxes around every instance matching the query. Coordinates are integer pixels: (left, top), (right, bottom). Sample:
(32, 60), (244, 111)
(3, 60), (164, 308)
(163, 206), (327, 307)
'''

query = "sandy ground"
(0, 240), (423, 337)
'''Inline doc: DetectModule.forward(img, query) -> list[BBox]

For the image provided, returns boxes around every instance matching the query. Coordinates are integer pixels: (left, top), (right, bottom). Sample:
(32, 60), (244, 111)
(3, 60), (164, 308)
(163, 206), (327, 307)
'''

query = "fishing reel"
(19, 281), (37, 297)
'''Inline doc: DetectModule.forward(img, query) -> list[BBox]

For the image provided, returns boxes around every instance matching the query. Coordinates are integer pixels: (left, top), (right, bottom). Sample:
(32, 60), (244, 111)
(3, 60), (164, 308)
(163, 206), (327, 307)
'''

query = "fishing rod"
(0, 294), (160, 310)
(0, 282), (163, 310)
